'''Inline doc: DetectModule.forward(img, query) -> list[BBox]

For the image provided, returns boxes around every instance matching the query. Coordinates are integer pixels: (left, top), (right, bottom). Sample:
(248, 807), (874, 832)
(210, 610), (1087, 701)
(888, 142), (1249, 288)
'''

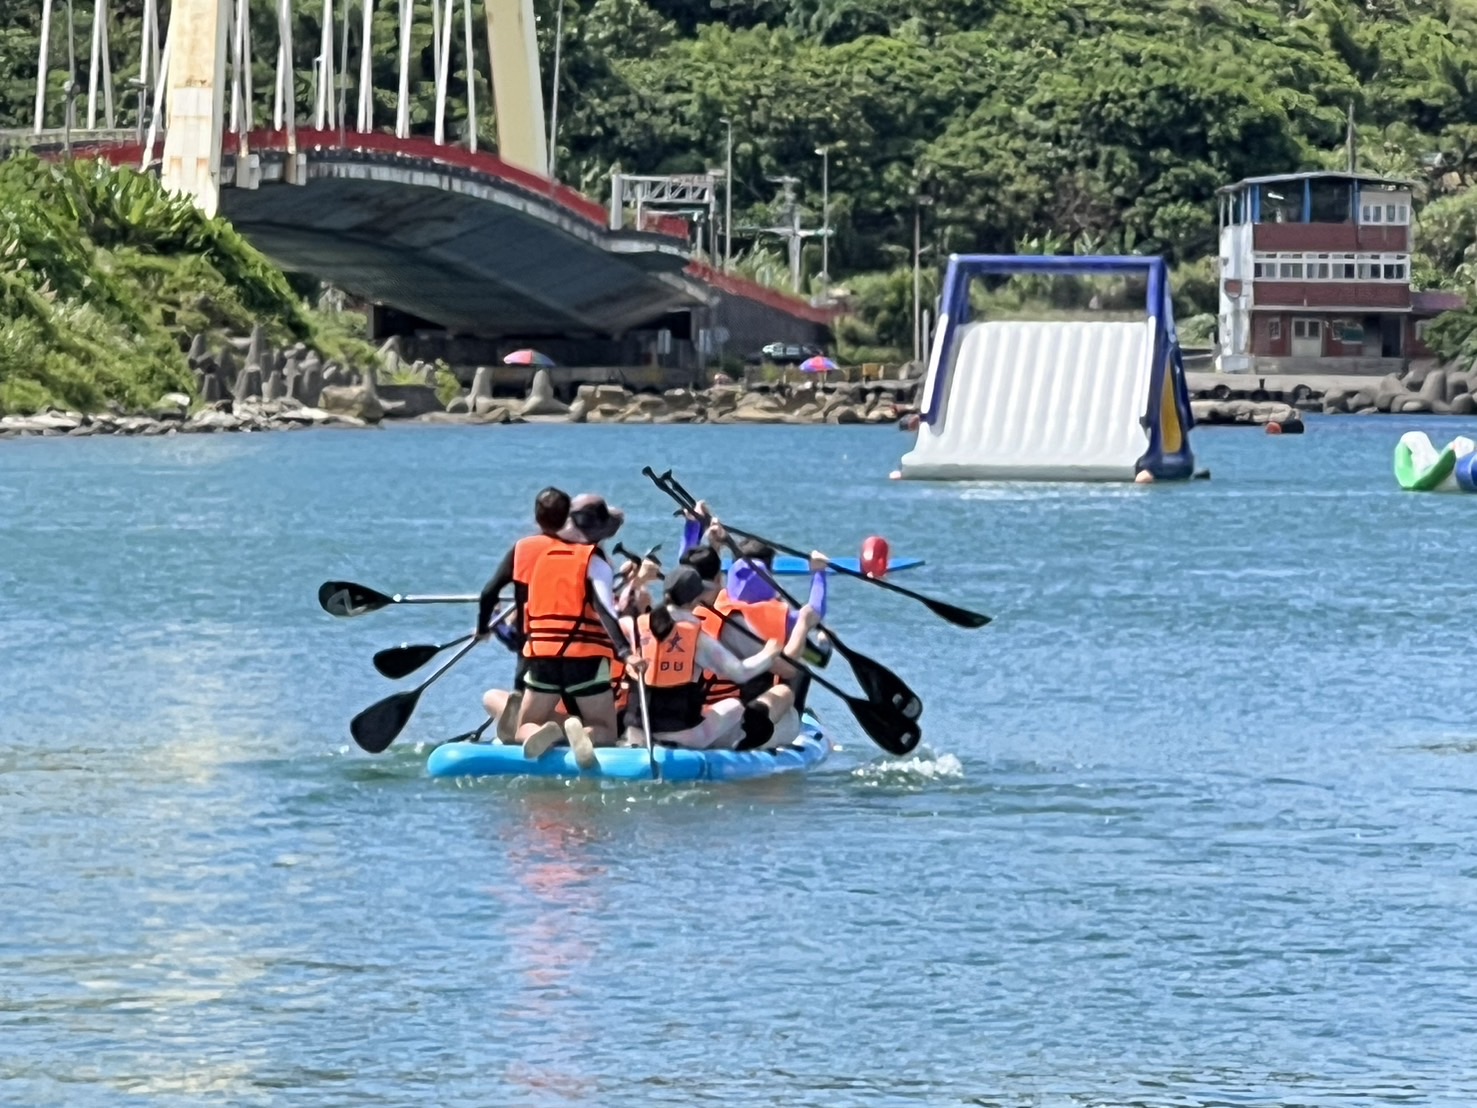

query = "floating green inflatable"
(1393, 431), (1475, 492)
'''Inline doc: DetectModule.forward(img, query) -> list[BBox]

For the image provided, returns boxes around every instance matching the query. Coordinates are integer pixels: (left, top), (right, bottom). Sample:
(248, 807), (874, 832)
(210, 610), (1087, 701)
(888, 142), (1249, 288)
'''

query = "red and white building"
(1215, 171), (1454, 373)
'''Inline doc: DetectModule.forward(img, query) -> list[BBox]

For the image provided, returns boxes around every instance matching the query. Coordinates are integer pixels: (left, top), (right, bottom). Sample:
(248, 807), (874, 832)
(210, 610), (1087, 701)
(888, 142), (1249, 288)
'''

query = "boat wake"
(851, 749), (964, 784)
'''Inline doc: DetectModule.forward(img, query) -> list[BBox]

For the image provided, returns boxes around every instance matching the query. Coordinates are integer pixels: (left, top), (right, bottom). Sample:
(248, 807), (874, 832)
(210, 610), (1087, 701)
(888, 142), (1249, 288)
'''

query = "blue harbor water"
(4, 417), (1477, 1106)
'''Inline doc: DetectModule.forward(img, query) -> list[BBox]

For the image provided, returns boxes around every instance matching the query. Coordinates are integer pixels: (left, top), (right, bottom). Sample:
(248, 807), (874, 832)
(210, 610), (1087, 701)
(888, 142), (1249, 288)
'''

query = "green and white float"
(1394, 431), (1477, 492)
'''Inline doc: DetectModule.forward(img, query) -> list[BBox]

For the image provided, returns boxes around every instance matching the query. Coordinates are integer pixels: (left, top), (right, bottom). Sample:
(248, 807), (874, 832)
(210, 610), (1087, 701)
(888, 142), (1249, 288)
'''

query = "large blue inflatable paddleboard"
(427, 712), (830, 782)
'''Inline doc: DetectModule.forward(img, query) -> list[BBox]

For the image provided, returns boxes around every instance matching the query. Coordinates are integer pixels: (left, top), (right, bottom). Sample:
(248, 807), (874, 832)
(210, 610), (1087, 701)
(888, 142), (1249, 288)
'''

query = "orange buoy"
(860, 536), (891, 578)
(1265, 421), (1283, 435)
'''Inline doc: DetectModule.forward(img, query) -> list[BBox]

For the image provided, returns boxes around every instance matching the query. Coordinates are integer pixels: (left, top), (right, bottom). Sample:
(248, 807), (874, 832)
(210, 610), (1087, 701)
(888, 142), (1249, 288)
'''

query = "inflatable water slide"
(898, 255), (1196, 482)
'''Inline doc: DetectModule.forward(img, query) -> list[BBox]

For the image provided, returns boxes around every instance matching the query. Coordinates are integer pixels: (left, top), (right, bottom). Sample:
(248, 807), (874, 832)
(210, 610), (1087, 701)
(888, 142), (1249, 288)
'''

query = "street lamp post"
(814, 144), (834, 298)
(721, 117), (733, 270)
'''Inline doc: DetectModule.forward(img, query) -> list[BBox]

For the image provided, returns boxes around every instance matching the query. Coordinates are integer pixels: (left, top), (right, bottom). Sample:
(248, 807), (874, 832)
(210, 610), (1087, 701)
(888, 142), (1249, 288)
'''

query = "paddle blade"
(349, 688), (423, 753)
(319, 580), (393, 618)
(923, 596), (993, 629)
(372, 642), (446, 680)
(846, 696), (922, 756)
(838, 643), (923, 721)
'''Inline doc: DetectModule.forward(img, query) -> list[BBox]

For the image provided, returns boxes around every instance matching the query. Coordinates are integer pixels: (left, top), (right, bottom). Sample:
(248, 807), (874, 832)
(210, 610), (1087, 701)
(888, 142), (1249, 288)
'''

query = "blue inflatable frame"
(920, 254), (1197, 481)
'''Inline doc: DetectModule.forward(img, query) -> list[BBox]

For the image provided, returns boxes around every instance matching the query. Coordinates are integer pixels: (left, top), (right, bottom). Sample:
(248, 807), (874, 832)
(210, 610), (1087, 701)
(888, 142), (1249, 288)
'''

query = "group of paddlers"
(472, 487), (829, 768)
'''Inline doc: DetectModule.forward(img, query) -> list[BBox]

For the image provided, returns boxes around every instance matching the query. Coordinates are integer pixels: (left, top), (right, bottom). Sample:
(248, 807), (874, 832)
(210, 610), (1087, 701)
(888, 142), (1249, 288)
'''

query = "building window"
(1312, 262), (1330, 279)
(1293, 319), (1322, 339)
(1364, 204), (1383, 223)
(1268, 319), (1282, 339)
(1383, 263), (1403, 280)
(1398, 204), (1409, 223)
(1279, 262), (1303, 278)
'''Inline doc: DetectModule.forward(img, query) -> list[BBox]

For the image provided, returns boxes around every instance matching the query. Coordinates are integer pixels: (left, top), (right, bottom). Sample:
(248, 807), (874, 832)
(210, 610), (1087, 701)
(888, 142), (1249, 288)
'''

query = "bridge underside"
(220, 146), (708, 338)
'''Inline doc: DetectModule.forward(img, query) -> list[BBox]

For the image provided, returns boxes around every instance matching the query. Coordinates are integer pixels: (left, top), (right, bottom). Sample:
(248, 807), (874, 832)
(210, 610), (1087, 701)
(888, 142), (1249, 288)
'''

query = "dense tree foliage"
(8, 0), (1477, 351)
(0, 155), (364, 413)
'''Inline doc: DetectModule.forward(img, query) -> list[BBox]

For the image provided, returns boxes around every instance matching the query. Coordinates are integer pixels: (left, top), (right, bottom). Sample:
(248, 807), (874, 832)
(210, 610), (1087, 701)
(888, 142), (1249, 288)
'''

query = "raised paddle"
(657, 468), (988, 628)
(699, 602), (921, 756)
(318, 580), (478, 618)
(371, 608), (515, 680)
(697, 521), (987, 629)
(646, 468), (923, 722)
(349, 638), (480, 753)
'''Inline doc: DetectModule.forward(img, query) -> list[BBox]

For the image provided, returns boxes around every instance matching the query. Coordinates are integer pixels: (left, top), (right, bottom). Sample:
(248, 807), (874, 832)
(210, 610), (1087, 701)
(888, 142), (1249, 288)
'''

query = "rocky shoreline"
(1189, 365), (1477, 428)
(0, 325), (922, 439)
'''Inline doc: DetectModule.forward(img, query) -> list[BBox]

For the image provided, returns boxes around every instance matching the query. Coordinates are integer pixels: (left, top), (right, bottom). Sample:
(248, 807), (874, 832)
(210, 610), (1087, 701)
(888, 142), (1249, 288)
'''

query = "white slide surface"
(901, 320), (1155, 481)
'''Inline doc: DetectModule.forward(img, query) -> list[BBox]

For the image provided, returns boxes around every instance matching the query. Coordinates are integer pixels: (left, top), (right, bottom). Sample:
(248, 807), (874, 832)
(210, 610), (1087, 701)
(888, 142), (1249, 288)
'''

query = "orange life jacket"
(635, 613), (702, 689)
(699, 596), (788, 704)
(511, 533), (561, 634)
(522, 543), (614, 659)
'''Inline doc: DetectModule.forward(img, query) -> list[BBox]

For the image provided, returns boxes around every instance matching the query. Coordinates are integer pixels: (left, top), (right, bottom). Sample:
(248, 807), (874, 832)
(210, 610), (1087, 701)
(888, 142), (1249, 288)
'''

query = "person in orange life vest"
(681, 542), (822, 750)
(474, 487), (570, 742)
(517, 494), (634, 769)
(620, 566), (784, 750)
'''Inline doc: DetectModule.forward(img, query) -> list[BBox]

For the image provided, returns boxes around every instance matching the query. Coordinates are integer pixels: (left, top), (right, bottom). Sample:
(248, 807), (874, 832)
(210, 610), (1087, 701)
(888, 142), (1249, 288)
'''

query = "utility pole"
(740, 177), (827, 293)
(911, 192), (934, 363)
(912, 198), (922, 363)
(721, 117), (733, 269)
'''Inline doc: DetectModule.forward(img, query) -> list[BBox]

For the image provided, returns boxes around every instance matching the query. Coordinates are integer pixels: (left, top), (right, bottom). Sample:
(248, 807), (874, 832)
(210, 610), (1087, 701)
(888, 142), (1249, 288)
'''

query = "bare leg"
(515, 689), (564, 743)
(570, 690), (620, 746)
(638, 700), (745, 750)
(763, 708), (802, 748)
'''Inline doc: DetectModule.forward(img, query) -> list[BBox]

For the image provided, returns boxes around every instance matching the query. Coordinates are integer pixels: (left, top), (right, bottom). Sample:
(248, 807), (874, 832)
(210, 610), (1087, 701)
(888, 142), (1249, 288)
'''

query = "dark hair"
(680, 544), (722, 583)
(534, 487), (571, 534)
(736, 537), (775, 567)
(648, 604), (675, 642)
(649, 565), (703, 642)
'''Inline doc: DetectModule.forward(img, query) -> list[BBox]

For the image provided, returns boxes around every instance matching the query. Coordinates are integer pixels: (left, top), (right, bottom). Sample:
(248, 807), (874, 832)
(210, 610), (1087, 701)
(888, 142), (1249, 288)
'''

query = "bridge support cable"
(395, 0), (412, 138)
(433, 0), (452, 144)
(462, 0), (476, 150)
(33, 0), (53, 133)
(140, 24), (169, 172)
(86, 0), (115, 129)
(273, 0), (296, 155)
(356, 0), (374, 132)
(314, 0), (334, 129)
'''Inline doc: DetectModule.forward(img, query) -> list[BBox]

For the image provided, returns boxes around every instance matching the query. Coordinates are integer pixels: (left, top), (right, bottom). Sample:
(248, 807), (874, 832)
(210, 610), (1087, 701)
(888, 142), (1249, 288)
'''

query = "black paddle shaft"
(319, 579), (478, 618)
(644, 468), (923, 725)
(350, 638), (480, 753)
(695, 520), (990, 629)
